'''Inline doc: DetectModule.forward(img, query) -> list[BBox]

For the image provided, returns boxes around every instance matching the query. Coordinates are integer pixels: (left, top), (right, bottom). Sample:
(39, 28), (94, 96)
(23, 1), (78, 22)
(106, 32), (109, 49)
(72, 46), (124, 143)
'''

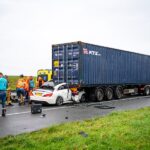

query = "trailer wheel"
(115, 86), (123, 99)
(95, 88), (104, 102)
(105, 87), (113, 100)
(144, 87), (150, 96)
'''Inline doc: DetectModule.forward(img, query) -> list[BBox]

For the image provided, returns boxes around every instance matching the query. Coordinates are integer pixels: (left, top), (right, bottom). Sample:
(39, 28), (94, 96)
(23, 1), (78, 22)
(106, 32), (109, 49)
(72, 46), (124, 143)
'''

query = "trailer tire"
(95, 88), (104, 102)
(105, 87), (113, 100)
(115, 86), (123, 99)
(144, 87), (150, 96)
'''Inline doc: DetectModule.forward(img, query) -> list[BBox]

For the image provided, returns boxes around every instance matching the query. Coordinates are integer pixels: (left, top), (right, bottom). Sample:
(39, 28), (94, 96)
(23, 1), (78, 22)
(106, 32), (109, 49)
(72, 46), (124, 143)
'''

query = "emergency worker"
(16, 74), (26, 105)
(24, 77), (30, 102)
(0, 72), (8, 117)
(29, 76), (35, 95)
(5, 75), (13, 106)
(36, 76), (44, 88)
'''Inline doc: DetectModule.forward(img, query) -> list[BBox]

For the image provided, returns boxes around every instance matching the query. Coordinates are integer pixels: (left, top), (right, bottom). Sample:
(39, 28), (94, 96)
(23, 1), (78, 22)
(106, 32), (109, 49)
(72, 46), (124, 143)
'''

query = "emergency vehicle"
(37, 69), (52, 82)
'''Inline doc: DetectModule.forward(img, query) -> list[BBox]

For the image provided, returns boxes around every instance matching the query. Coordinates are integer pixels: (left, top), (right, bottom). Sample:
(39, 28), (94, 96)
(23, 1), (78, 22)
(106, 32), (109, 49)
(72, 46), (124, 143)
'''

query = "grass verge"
(8, 76), (20, 90)
(0, 107), (150, 150)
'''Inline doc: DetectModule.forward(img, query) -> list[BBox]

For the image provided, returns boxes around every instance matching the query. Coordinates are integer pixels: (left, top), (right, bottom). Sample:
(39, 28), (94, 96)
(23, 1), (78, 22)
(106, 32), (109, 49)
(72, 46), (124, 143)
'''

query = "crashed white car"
(30, 81), (85, 105)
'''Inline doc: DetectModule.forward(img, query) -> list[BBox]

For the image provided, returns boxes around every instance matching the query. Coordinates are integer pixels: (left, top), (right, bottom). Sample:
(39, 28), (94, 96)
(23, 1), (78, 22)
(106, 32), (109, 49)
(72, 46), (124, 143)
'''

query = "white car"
(30, 82), (73, 105)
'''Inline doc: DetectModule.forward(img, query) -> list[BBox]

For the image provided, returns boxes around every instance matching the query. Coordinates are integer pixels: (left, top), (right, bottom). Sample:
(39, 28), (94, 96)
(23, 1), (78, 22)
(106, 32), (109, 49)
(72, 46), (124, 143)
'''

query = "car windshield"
(39, 80), (56, 91)
(40, 85), (54, 91)
(37, 75), (48, 82)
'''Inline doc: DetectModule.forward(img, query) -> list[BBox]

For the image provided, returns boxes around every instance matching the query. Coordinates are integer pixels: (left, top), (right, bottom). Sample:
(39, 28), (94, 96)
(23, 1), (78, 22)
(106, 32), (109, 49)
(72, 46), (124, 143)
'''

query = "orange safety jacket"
(16, 78), (25, 89)
(24, 80), (29, 91)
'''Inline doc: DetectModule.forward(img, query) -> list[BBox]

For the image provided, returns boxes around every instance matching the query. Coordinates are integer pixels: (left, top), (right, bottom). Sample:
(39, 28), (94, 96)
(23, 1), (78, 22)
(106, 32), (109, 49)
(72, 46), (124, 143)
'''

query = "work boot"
(7, 103), (14, 106)
(9, 103), (14, 106)
(23, 97), (25, 105)
(2, 108), (6, 117)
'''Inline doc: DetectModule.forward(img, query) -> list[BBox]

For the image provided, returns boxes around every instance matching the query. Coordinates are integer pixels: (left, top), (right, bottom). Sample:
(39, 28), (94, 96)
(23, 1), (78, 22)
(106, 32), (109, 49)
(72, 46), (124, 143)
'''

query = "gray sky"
(0, 0), (150, 76)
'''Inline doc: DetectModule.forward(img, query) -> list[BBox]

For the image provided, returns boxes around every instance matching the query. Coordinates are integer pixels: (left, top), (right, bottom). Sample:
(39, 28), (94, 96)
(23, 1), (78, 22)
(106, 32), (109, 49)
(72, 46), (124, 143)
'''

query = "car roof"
(54, 83), (67, 88)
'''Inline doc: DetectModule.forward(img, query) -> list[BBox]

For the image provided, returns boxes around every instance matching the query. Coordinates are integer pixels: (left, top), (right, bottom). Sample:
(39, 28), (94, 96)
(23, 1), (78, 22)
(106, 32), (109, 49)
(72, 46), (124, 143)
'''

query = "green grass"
(0, 107), (150, 150)
(8, 76), (20, 90)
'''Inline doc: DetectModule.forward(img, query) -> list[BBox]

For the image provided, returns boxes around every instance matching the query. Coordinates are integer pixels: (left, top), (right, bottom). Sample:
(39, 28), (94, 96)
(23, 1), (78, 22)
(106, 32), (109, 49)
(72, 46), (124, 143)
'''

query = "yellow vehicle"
(37, 69), (52, 82)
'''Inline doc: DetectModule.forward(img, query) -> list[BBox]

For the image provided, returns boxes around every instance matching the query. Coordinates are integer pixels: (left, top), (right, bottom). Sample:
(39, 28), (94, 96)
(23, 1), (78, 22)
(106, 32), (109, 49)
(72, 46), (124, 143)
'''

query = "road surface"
(0, 96), (150, 137)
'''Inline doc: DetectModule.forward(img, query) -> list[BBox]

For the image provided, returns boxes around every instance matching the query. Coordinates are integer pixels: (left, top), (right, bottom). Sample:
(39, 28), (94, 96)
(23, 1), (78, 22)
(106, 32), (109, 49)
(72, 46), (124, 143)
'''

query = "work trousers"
(0, 91), (6, 108)
(16, 88), (25, 98)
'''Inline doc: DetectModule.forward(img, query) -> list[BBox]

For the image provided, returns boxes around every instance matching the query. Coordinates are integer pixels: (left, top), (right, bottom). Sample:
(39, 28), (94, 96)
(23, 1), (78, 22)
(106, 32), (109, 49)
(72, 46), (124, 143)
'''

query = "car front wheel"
(80, 94), (86, 103)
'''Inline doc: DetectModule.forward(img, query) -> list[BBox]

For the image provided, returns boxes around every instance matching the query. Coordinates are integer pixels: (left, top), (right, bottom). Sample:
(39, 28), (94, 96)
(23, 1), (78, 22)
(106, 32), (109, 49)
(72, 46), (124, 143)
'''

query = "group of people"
(16, 74), (35, 105)
(0, 72), (45, 117)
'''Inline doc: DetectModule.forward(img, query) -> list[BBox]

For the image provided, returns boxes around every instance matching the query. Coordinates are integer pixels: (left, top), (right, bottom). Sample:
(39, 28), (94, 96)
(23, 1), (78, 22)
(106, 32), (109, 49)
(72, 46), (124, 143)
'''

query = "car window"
(58, 84), (68, 90)
(58, 85), (64, 90)
(63, 84), (69, 89)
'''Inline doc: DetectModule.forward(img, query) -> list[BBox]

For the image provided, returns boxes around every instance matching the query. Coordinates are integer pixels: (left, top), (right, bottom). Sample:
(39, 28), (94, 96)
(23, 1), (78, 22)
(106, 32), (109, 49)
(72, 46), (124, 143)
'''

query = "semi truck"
(52, 41), (150, 102)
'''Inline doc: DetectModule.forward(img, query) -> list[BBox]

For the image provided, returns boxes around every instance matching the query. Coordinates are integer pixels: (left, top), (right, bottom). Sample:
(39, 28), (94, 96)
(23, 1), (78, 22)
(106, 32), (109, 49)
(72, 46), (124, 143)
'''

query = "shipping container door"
(52, 45), (66, 83)
(65, 44), (80, 84)
(52, 43), (80, 84)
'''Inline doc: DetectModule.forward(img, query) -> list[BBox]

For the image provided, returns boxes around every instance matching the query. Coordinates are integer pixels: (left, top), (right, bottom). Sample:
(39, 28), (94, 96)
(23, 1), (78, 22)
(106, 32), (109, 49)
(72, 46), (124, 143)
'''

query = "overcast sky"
(0, 0), (150, 76)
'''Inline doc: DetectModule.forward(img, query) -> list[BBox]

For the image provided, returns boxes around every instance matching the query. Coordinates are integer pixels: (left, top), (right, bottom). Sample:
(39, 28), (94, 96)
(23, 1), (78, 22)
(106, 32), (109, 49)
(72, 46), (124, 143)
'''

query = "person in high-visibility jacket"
(16, 74), (26, 105)
(6, 87), (13, 106)
(24, 77), (30, 102)
(0, 72), (8, 117)
(29, 76), (35, 95)
(4, 75), (13, 106)
(36, 76), (44, 88)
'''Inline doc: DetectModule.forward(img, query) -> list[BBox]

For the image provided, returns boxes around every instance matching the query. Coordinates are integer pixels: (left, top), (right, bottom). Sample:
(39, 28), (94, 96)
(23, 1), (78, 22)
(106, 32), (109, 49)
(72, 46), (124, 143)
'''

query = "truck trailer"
(52, 41), (150, 102)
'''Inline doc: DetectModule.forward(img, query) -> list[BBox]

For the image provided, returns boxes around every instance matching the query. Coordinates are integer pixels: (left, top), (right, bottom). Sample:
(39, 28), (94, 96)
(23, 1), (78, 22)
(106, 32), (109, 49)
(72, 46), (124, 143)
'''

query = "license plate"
(35, 93), (42, 96)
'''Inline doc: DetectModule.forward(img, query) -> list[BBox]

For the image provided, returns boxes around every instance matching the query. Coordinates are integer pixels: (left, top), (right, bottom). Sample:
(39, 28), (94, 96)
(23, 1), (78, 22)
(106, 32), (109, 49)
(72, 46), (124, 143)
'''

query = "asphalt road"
(0, 96), (150, 137)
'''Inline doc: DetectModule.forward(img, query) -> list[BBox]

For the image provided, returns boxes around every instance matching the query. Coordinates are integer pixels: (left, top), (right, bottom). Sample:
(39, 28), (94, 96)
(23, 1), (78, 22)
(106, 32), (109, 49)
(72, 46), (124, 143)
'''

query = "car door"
(57, 84), (71, 101)
(63, 84), (72, 101)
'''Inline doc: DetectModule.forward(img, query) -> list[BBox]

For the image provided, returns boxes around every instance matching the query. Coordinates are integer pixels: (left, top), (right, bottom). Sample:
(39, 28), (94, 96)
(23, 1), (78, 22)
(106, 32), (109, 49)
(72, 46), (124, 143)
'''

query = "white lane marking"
(6, 106), (75, 116)
(6, 111), (30, 116)
(5, 95), (150, 116)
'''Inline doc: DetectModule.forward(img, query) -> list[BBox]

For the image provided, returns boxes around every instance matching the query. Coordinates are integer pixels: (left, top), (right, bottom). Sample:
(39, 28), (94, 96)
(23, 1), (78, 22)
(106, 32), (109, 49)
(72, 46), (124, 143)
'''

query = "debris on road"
(31, 103), (42, 114)
(65, 116), (68, 119)
(41, 114), (46, 118)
